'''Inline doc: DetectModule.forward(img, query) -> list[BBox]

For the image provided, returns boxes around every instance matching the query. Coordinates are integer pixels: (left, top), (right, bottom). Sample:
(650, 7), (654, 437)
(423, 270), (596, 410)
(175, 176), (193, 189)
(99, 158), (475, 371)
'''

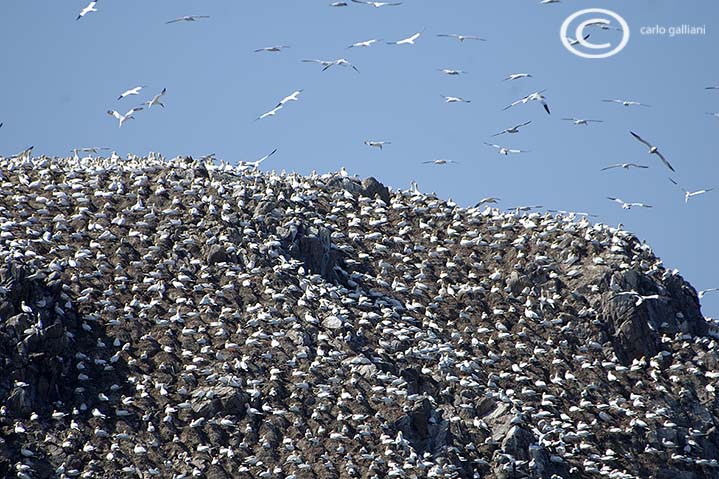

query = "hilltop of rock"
(0, 154), (718, 479)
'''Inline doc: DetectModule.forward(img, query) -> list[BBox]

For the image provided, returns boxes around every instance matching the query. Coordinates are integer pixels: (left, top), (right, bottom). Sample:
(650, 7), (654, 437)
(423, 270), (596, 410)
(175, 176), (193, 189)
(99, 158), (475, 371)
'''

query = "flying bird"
(504, 90), (550, 114)
(330, 2), (348, 6)
(348, 39), (381, 48)
(254, 45), (290, 53)
(256, 105), (284, 121)
(302, 58), (359, 72)
(166, 16), (210, 24)
(364, 140), (391, 150)
(566, 33), (591, 45)
(117, 86), (147, 101)
(562, 118), (603, 125)
(491, 121), (532, 137)
(437, 33), (486, 42)
(237, 149), (278, 171)
(77, 1), (98, 20)
(388, 31), (422, 45)
(610, 291), (667, 306)
(600, 163), (649, 171)
(668, 178), (714, 203)
(276, 90), (303, 107)
(706, 112), (719, 119)
(75, 147), (111, 154)
(351, 0), (402, 6)
(442, 95), (471, 103)
(438, 69), (467, 76)
(422, 159), (458, 165)
(603, 99), (651, 107)
(107, 107), (143, 128)
(475, 197), (500, 206)
(699, 288), (719, 298)
(504, 73), (532, 81)
(630, 131), (674, 172)
(484, 142), (529, 155)
(145, 88), (167, 108)
(705, 86), (719, 90)
(607, 197), (652, 210)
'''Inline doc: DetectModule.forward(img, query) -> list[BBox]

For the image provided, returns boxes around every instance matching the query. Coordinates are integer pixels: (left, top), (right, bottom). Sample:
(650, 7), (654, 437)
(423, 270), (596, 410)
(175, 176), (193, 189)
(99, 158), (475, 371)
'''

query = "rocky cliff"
(0, 154), (718, 479)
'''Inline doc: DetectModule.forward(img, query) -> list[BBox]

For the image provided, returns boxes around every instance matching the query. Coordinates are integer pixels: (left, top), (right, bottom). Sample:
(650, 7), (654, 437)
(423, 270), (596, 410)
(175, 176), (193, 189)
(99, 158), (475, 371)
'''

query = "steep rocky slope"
(0, 154), (718, 479)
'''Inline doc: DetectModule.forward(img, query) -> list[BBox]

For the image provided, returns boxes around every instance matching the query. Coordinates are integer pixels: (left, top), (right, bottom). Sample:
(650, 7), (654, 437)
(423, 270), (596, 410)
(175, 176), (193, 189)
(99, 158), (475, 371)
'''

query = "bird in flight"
(562, 118), (603, 126)
(422, 159), (458, 165)
(705, 86), (719, 90)
(145, 88), (167, 108)
(117, 86), (147, 101)
(166, 16), (210, 24)
(475, 197), (500, 206)
(107, 107), (143, 128)
(276, 90), (303, 107)
(607, 197), (652, 210)
(351, 0), (403, 7)
(437, 33), (486, 42)
(630, 131), (674, 172)
(668, 178), (714, 203)
(254, 45), (290, 53)
(302, 58), (359, 73)
(610, 291), (667, 306)
(348, 39), (381, 48)
(442, 95), (471, 103)
(600, 163), (649, 171)
(504, 73), (532, 81)
(491, 121), (532, 137)
(566, 33), (591, 45)
(75, 146), (111, 154)
(438, 69), (468, 76)
(237, 149), (278, 171)
(484, 142), (528, 155)
(330, 1), (348, 6)
(603, 99), (651, 107)
(364, 140), (391, 150)
(388, 31), (422, 45)
(504, 90), (550, 114)
(256, 105), (283, 121)
(706, 112), (719, 119)
(699, 288), (719, 298)
(77, 1), (98, 20)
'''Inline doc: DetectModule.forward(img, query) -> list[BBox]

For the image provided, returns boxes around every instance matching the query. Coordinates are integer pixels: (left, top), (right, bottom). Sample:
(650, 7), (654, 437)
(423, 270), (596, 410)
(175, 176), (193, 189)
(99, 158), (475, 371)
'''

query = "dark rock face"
(0, 156), (718, 479)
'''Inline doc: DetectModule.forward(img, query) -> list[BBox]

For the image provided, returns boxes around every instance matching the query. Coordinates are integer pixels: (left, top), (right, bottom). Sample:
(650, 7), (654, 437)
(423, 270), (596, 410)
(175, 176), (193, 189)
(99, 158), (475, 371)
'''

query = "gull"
(442, 95), (471, 103)
(351, 0), (403, 7)
(600, 163), (649, 171)
(491, 121), (532, 137)
(562, 118), (603, 126)
(504, 73), (532, 81)
(438, 69), (467, 76)
(166, 16), (210, 24)
(475, 197), (500, 206)
(256, 105), (283, 121)
(611, 291), (667, 306)
(422, 159), (458, 165)
(237, 149), (277, 171)
(566, 33), (591, 45)
(630, 131), (674, 172)
(117, 86), (147, 101)
(145, 88), (167, 108)
(302, 58), (359, 72)
(607, 197), (652, 210)
(254, 45), (290, 53)
(484, 142), (528, 155)
(436, 33), (486, 42)
(603, 99), (651, 107)
(348, 39), (381, 48)
(276, 90), (303, 107)
(77, 1), (98, 20)
(668, 178), (714, 203)
(699, 288), (719, 299)
(364, 140), (390, 150)
(503, 90), (550, 114)
(107, 107), (143, 128)
(388, 31), (422, 45)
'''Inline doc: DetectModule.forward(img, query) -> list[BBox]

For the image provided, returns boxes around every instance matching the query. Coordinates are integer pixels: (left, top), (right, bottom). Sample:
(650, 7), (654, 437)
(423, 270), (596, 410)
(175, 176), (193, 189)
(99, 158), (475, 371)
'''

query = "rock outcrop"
(0, 154), (717, 479)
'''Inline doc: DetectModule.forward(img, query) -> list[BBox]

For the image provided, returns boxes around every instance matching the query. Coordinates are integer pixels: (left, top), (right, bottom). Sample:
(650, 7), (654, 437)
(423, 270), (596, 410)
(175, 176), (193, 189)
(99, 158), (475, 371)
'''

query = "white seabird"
(436, 33), (486, 42)
(77, 1), (98, 20)
(607, 197), (652, 210)
(387, 31), (422, 45)
(491, 121), (532, 137)
(630, 131), (674, 172)
(107, 107), (143, 128)
(600, 163), (648, 171)
(484, 142), (529, 155)
(166, 16), (210, 24)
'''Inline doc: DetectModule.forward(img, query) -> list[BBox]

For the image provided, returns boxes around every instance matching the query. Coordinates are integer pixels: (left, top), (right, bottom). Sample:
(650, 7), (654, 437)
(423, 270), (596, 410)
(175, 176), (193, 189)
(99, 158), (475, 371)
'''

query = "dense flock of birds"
(0, 154), (718, 479)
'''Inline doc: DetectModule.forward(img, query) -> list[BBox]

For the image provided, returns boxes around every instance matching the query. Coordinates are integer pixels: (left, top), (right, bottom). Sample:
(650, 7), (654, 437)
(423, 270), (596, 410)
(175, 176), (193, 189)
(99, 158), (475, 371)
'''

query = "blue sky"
(1, 1), (718, 317)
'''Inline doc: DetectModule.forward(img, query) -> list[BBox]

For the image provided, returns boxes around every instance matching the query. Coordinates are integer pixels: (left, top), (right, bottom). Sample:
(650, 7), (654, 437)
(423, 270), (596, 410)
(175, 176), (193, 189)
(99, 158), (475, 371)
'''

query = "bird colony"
(0, 153), (718, 479)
